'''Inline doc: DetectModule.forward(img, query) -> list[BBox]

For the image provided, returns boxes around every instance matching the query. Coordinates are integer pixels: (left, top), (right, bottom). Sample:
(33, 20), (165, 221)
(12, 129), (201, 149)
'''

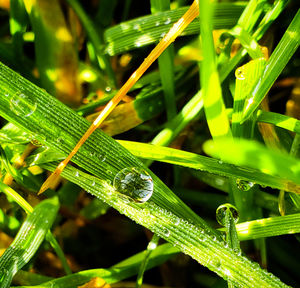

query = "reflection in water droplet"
(10, 92), (37, 117)
(235, 67), (246, 80)
(236, 179), (254, 191)
(113, 167), (153, 203)
(216, 203), (239, 226)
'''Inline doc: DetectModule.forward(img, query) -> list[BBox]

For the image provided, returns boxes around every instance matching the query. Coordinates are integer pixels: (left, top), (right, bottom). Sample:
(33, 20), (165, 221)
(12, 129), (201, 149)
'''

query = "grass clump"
(0, 0), (299, 287)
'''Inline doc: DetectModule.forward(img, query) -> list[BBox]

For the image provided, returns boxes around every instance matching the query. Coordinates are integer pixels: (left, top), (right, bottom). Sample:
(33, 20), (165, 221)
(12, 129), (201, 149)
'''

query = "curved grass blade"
(0, 197), (59, 288)
(242, 9), (300, 122)
(199, 0), (231, 139)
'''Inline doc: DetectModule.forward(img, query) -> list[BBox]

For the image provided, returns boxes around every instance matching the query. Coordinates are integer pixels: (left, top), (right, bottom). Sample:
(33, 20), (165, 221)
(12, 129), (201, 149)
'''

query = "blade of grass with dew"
(0, 60), (291, 286)
(66, 0), (116, 87)
(151, 0), (176, 120)
(104, 2), (246, 55)
(203, 137), (300, 187)
(216, 204), (240, 288)
(40, 161), (290, 287)
(0, 197), (59, 288)
(0, 58), (213, 231)
(118, 140), (300, 194)
(199, 0), (231, 139)
(0, 182), (72, 275)
(242, 9), (300, 122)
(23, 0), (82, 106)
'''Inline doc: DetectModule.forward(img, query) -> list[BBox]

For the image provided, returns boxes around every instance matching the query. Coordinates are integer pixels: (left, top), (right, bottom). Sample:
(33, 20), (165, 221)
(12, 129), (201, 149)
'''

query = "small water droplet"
(236, 179), (254, 191)
(160, 32), (166, 38)
(10, 92), (37, 117)
(155, 21), (160, 26)
(218, 160), (223, 164)
(75, 171), (79, 177)
(135, 41), (142, 47)
(105, 86), (112, 93)
(216, 203), (239, 226)
(235, 67), (246, 80)
(164, 18), (171, 25)
(113, 167), (153, 203)
(163, 228), (170, 237)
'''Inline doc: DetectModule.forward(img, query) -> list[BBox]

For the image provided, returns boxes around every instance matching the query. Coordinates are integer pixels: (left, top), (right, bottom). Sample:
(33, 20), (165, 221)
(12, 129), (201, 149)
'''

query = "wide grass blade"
(0, 197), (59, 288)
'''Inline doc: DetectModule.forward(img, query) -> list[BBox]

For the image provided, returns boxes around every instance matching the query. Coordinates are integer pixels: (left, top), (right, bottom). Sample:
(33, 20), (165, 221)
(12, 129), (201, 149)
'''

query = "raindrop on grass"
(164, 18), (171, 25)
(236, 179), (254, 191)
(10, 92), (37, 117)
(113, 167), (153, 203)
(216, 203), (239, 226)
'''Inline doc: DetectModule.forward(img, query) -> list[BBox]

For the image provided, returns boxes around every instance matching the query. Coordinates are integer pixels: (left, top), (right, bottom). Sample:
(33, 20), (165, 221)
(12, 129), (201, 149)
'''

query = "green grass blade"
(203, 138), (300, 187)
(235, 213), (300, 241)
(242, 9), (300, 121)
(199, 0), (231, 139)
(0, 197), (59, 288)
(118, 140), (300, 194)
(151, 0), (176, 120)
(104, 3), (246, 55)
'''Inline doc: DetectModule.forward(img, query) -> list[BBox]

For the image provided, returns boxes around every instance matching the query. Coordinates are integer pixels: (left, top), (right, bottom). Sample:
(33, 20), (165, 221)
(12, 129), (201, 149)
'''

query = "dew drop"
(155, 21), (160, 26)
(236, 179), (254, 191)
(216, 203), (239, 226)
(105, 86), (112, 93)
(75, 171), (79, 177)
(10, 92), (37, 117)
(163, 228), (170, 237)
(113, 167), (153, 203)
(164, 18), (171, 25)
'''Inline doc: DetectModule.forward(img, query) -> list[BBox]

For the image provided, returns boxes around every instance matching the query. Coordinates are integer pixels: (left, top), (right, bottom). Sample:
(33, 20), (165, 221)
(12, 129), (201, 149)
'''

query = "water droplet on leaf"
(10, 92), (37, 117)
(216, 203), (239, 226)
(236, 179), (254, 191)
(113, 167), (153, 203)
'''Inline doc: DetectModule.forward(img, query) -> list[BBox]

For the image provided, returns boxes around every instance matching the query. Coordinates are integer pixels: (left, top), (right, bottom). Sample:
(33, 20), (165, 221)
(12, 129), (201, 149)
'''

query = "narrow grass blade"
(0, 197), (59, 288)
(242, 9), (300, 121)
(104, 3), (246, 55)
(199, 0), (231, 139)
(203, 138), (300, 187)
(151, 0), (176, 120)
(118, 140), (300, 194)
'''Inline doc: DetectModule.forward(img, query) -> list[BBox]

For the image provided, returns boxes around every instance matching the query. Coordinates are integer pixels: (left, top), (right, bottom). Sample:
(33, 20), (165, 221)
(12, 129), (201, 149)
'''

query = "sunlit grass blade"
(118, 140), (300, 194)
(199, 0), (231, 139)
(232, 58), (266, 137)
(242, 9), (300, 122)
(0, 197), (59, 288)
(235, 213), (300, 241)
(203, 137), (300, 187)
(104, 3), (246, 55)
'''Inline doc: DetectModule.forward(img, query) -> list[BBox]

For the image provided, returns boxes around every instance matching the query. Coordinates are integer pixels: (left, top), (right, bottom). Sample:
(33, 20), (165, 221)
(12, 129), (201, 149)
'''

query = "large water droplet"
(216, 203), (239, 226)
(10, 92), (37, 117)
(113, 167), (153, 203)
(236, 179), (254, 191)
